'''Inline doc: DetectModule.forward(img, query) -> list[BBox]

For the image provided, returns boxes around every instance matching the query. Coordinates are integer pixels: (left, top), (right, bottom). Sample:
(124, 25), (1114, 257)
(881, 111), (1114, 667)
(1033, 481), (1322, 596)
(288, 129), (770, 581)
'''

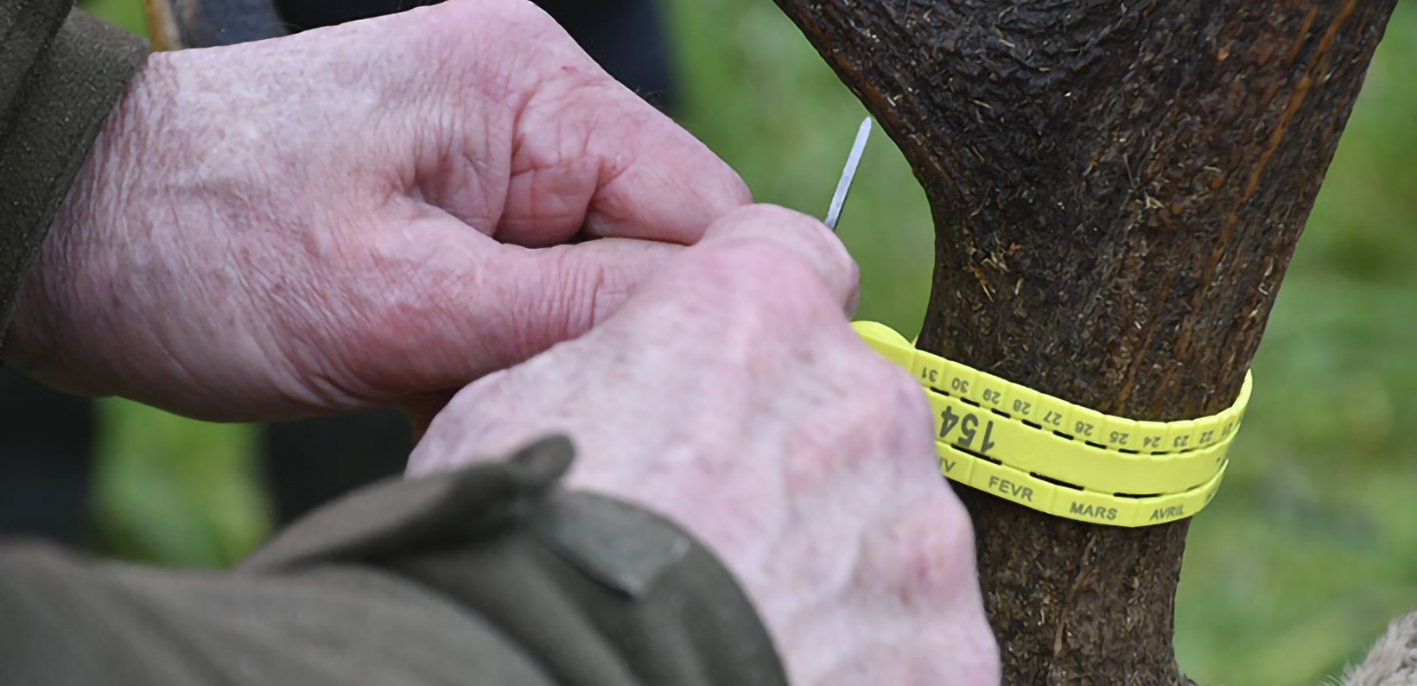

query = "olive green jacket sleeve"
(0, 436), (789, 686)
(1, 0), (147, 349)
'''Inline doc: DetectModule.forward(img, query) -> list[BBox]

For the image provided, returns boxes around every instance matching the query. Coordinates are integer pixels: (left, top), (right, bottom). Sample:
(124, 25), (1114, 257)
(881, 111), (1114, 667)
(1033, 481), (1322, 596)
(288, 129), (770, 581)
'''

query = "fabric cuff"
(0, 9), (147, 353)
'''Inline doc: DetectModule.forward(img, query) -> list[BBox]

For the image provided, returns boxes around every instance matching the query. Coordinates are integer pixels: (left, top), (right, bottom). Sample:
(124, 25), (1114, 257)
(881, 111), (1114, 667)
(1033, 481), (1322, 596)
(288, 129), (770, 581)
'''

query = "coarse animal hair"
(1332, 611), (1417, 686)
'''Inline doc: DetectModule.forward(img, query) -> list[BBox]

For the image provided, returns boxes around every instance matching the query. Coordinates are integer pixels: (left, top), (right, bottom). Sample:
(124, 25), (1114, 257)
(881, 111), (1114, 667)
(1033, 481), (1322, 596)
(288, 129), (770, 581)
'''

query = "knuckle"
(684, 240), (841, 321)
(433, 0), (600, 96)
(732, 240), (829, 296)
(709, 204), (859, 302)
(721, 203), (817, 233)
(466, 0), (562, 34)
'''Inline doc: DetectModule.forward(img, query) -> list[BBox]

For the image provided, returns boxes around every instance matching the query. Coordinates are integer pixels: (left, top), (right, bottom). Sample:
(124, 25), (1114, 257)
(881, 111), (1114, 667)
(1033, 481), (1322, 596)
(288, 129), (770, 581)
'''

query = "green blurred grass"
(82, 1), (1417, 683)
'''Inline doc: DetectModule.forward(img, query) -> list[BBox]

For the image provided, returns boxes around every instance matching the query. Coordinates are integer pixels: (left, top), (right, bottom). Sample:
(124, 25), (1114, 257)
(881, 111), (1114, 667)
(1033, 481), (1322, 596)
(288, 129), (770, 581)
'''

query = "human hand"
(409, 205), (1000, 685)
(4, 0), (747, 420)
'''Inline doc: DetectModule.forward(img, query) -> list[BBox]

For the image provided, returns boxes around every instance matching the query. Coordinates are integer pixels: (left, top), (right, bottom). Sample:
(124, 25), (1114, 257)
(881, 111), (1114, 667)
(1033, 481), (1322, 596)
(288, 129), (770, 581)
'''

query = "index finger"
(489, 13), (751, 246)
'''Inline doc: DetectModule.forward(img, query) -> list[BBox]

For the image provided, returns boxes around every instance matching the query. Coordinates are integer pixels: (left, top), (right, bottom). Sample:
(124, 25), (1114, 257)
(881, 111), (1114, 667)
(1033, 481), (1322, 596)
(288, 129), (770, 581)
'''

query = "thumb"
(396, 207), (847, 434)
(326, 216), (680, 411)
(385, 234), (677, 427)
(479, 236), (683, 366)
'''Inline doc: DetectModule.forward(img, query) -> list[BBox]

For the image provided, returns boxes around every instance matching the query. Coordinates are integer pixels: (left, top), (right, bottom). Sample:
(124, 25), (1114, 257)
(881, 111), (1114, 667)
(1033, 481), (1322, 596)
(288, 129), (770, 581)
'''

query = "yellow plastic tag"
(925, 390), (1228, 494)
(854, 321), (1251, 527)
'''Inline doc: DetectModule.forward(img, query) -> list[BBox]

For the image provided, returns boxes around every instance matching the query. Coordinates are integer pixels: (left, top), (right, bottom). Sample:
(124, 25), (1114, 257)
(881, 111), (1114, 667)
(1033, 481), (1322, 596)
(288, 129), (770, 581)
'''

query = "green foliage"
(85, 0), (146, 33)
(92, 399), (267, 567)
(83, 0), (1417, 682)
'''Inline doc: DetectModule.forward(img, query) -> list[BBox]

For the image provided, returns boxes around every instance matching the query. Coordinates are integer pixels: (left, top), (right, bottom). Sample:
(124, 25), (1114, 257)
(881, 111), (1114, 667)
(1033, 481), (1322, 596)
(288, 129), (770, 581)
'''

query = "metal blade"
(824, 117), (872, 232)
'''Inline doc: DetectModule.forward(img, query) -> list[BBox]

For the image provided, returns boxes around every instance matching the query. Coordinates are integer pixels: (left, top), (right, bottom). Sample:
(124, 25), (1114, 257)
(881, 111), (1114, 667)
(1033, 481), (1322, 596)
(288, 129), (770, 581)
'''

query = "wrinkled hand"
(409, 205), (1000, 685)
(4, 0), (747, 420)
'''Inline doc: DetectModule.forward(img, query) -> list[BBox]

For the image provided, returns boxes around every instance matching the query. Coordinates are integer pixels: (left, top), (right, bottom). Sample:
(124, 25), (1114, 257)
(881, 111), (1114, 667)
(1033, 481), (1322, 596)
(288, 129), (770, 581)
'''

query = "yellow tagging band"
(925, 388), (1230, 494)
(852, 321), (1252, 527)
(943, 446), (1229, 527)
(853, 321), (1251, 453)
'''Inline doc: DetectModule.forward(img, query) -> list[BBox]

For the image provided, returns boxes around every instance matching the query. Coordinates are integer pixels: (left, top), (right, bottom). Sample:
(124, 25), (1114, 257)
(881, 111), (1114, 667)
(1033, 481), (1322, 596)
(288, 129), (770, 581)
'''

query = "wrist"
(3, 55), (161, 383)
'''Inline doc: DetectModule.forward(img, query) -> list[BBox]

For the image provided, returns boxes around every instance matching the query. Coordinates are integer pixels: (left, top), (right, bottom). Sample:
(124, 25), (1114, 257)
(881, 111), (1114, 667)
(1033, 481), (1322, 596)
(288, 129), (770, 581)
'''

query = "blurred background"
(33, 0), (1417, 683)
